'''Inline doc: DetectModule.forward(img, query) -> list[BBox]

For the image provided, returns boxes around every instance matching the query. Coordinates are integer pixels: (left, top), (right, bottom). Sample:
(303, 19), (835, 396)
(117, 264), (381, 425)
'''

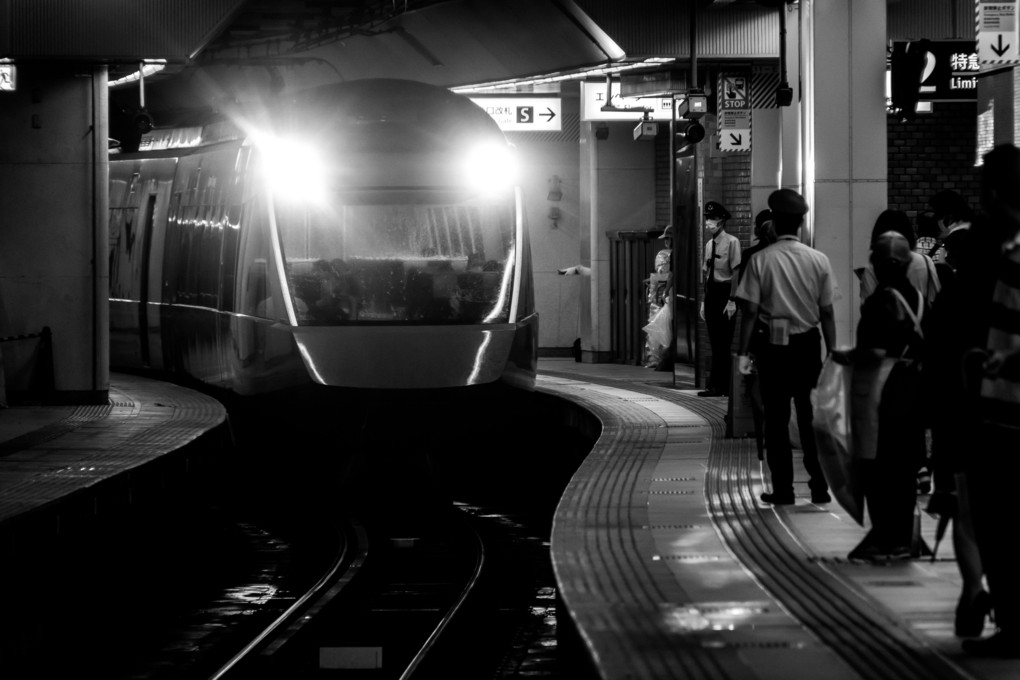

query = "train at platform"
(107, 79), (537, 396)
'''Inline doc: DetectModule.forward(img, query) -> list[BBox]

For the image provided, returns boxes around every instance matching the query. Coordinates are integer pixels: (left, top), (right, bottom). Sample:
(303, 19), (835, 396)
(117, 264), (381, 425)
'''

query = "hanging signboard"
(894, 40), (978, 101)
(470, 97), (562, 131)
(976, 0), (1020, 68)
(580, 82), (674, 121)
(718, 73), (751, 153)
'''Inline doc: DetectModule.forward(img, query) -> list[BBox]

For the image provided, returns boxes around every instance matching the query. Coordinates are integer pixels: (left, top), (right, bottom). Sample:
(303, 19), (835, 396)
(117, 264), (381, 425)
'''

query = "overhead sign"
(580, 82), (674, 121)
(718, 73), (750, 153)
(895, 40), (978, 102)
(976, 0), (1020, 67)
(470, 97), (561, 131)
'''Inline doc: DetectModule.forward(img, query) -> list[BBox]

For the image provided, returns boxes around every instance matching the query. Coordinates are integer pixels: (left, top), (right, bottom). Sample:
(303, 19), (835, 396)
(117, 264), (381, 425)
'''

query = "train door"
(141, 160), (177, 371)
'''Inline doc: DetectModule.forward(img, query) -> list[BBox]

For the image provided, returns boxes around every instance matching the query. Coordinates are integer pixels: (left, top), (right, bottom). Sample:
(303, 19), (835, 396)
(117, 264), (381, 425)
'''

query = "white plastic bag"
(811, 354), (863, 525)
(642, 302), (672, 349)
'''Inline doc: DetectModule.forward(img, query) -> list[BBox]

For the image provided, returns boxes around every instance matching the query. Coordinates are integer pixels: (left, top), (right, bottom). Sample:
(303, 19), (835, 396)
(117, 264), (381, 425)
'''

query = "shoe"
(697, 390), (723, 397)
(760, 492), (795, 505)
(956, 591), (993, 638)
(811, 490), (832, 504)
(847, 543), (910, 563)
(962, 630), (1020, 658)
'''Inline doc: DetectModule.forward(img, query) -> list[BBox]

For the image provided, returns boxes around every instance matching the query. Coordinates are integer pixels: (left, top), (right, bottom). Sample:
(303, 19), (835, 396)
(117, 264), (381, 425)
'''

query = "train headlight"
(464, 142), (517, 194)
(256, 135), (329, 205)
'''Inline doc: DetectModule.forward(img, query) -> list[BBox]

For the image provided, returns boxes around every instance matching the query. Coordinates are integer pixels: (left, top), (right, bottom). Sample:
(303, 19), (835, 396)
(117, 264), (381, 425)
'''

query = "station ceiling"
(125, 3), (761, 102)
(97, 0), (778, 132)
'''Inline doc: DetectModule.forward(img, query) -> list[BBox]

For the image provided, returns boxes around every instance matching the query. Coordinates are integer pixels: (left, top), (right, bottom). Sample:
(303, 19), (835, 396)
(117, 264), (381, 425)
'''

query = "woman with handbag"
(844, 230), (928, 563)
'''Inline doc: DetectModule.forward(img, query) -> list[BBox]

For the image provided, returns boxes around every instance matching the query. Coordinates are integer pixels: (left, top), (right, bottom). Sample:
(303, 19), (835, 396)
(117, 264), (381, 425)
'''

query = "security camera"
(633, 120), (658, 141)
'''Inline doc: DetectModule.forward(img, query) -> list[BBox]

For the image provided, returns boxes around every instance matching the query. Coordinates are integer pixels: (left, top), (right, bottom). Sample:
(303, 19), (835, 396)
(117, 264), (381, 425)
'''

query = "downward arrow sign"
(729, 133), (743, 146)
(541, 107), (556, 122)
(992, 34), (1011, 57)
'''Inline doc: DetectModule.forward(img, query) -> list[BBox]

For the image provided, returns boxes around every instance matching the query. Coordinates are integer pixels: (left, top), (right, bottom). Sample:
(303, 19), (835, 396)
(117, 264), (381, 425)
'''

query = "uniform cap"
(704, 201), (731, 221)
(768, 189), (808, 216)
(658, 225), (674, 239)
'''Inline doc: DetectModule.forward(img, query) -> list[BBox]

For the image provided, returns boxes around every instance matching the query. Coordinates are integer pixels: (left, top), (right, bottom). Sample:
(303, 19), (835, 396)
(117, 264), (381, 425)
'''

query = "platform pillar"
(804, 0), (888, 345)
(0, 63), (109, 404)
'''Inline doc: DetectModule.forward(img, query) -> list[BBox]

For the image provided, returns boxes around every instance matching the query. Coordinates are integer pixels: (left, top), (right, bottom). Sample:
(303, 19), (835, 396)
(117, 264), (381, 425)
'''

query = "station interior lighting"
(108, 60), (167, 88)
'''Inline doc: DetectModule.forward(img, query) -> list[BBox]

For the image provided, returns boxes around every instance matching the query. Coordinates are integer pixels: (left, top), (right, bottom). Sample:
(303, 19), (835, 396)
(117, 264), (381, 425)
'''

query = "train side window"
(237, 195), (285, 321)
(109, 207), (137, 300)
(219, 205), (241, 312)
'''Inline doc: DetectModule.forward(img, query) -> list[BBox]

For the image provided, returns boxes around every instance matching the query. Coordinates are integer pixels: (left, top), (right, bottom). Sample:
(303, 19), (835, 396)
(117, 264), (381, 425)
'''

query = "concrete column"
(806, 0), (888, 347)
(578, 121), (596, 358)
(0, 64), (109, 403)
(578, 120), (656, 362)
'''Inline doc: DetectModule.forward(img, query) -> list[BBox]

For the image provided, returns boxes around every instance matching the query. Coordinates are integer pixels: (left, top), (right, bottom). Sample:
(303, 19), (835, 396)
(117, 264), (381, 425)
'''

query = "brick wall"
(887, 101), (981, 222)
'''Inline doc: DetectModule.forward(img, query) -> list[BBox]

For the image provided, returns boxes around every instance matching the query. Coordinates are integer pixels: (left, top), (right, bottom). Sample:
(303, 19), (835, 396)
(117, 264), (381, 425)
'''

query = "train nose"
(292, 325), (519, 389)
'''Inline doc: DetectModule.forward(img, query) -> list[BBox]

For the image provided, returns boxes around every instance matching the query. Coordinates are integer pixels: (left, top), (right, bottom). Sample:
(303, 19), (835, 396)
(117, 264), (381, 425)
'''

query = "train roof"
(120, 78), (505, 156)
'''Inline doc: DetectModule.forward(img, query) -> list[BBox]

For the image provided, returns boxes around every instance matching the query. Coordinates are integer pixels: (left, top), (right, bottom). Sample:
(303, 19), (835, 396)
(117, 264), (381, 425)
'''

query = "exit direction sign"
(719, 109), (751, 152)
(977, 0), (1020, 67)
(470, 97), (561, 131)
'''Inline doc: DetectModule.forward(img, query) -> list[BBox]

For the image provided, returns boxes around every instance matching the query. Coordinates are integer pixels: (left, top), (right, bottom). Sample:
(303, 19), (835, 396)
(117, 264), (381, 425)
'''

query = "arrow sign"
(992, 34), (1011, 56)
(719, 127), (751, 152)
(469, 97), (561, 131)
(977, 0), (1020, 66)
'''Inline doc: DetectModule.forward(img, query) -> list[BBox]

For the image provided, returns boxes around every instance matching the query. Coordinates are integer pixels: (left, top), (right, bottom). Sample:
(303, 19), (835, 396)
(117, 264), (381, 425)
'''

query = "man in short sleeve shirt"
(734, 189), (840, 505)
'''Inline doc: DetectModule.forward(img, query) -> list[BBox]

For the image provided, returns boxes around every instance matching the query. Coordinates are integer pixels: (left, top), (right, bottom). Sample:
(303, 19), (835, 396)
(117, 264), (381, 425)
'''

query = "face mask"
(705, 219), (721, 234)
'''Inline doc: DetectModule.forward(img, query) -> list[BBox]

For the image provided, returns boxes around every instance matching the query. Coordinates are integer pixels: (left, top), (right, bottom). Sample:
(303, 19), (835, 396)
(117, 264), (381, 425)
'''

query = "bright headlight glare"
(256, 134), (329, 204)
(464, 142), (517, 193)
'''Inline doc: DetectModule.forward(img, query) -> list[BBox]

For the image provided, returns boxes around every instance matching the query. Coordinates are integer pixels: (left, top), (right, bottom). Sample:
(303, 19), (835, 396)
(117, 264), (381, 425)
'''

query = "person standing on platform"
(858, 209), (940, 308)
(922, 219), (989, 638)
(733, 209), (776, 458)
(844, 231), (927, 562)
(958, 144), (1020, 658)
(926, 189), (974, 269)
(643, 225), (675, 371)
(734, 189), (838, 505)
(699, 201), (741, 397)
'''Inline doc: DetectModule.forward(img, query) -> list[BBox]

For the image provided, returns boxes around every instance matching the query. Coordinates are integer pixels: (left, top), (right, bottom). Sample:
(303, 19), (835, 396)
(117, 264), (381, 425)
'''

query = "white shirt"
(735, 235), (842, 335)
(704, 230), (741, 283)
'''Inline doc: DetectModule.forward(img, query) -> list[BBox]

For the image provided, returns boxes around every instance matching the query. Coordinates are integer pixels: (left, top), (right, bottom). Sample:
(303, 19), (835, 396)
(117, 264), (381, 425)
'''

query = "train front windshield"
(275, 192), (516, 325)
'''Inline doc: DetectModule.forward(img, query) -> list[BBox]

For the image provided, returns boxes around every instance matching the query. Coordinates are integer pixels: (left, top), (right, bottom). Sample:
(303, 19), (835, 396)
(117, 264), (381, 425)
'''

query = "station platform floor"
(0, 373), (228, 555)
(0, 362), (1015, 679)
(538, 357), (1017, 680)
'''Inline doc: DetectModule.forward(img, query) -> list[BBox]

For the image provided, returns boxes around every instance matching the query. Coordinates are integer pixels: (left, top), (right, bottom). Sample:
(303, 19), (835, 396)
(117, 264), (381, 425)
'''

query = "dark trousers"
(705, 280), (735, 393)
(969, 425), (1020, 633)
(859, 456), (917, 551)
(756, 328), (828, 497)
(862, 361), (925, 550)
